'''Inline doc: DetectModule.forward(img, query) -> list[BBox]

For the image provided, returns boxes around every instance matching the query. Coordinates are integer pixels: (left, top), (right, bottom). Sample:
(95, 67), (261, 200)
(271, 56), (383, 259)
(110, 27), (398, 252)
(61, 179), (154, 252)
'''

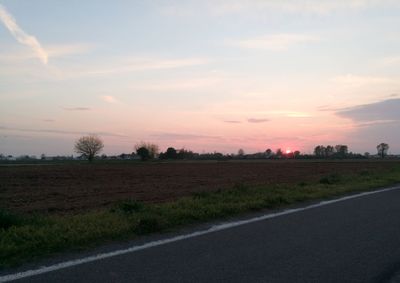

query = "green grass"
(1, 166), (400, 268)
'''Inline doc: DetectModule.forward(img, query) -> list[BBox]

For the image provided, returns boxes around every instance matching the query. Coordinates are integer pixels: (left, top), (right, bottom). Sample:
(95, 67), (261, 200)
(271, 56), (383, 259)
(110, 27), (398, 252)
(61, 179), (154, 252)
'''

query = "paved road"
(8, 187), (400, 282)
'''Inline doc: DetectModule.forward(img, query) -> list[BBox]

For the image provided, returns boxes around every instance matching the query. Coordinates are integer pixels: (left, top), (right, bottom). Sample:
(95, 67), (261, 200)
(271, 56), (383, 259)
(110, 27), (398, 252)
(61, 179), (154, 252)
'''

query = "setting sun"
(286, 149), (292, 154)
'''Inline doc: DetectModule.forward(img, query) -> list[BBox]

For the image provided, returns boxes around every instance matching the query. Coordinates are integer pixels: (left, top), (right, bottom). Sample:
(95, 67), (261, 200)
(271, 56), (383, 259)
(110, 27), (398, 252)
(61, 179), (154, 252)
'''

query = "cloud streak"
(331, 74), (394, 87)
(247, 118), (270, 123)
(63, 107), (91, 111)
(0, 4), (48, 64)
(224, 120), (242, 124)
(151, 132), (223, 141)
(83, 58), (208, 77)
(211, 0), (397, 15)
(101, 95), (118, 104)
(0, 126), (128, 138)
(230, 34), (318, 51)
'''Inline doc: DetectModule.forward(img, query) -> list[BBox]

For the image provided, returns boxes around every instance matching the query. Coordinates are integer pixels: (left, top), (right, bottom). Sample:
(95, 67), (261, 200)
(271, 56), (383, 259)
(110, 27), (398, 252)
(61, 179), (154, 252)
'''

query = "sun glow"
(286, 149), (292, 154)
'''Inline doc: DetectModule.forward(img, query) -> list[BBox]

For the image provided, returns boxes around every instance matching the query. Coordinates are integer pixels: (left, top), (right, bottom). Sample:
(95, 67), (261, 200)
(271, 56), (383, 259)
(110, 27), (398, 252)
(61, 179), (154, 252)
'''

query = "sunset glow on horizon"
(1, 1), (400, 156)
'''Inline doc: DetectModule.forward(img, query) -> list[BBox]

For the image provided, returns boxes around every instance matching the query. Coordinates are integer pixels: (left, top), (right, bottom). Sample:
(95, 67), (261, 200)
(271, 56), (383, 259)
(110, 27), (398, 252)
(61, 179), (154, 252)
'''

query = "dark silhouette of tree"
(377, 143), (389, 158)
(164, 147), (178, 159)
(136, 147), (150, 161)
(294, 150), (300, 158)
(177, 149), (197, 159)
(314, 145), (326, 157)
(74, 135), (104, 162)
(335, 145), (348, 157)
(265, 148), (272, 158)
(276, 148), (283, 158)
(134, 142), (159, 159)
(238, 148), (245, 157)
(325, 145), (334, 156)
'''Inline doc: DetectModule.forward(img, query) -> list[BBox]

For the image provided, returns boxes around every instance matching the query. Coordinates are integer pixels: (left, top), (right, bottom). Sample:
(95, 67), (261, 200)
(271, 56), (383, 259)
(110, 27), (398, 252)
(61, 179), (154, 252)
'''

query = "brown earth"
(1, 160), (399, 214)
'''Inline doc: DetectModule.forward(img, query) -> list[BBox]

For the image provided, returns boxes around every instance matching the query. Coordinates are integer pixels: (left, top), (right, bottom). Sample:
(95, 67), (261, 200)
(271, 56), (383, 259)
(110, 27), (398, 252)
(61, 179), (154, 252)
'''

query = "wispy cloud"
(211, 0), (391, 16)
(63, 107), (91, 111)
(0, 43), (92, 63)
(331, 74), (394, 87)
(129, 76), (222, 92)
(230, 34), (318, 51)
(224, 120), (242, 124)
(247, 118), (270, 123)
(161, 0), (386, 18)
(101, 95), (118, 104)
(46, 44), (92, 58)
(256, 110), (312, 118)
(0, 4), (48, 64)
(150, 132), (223, 141)
(0, 126), (128, 138)
(377, 56), (400, 67)
(82, 58), (208, 77)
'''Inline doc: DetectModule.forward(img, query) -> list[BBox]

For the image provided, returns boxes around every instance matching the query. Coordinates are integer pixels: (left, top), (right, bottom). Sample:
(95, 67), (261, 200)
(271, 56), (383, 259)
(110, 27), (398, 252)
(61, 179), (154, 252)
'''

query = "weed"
(319, 173), (342, 185)
(112, 200), (145, 214)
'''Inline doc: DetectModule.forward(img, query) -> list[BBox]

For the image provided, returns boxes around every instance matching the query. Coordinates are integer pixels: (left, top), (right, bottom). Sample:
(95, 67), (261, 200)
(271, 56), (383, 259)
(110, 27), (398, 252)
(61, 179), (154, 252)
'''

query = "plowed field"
(1, 160), (398, 214)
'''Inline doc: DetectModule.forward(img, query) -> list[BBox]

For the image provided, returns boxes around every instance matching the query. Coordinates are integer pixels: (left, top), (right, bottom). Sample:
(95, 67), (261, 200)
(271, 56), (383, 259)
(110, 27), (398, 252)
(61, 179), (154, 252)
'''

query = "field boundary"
(1, 185), (399, 283)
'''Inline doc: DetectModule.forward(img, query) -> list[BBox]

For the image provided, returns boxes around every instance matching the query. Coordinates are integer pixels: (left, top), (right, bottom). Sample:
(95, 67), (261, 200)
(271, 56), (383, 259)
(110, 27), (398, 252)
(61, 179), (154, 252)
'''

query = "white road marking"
(1, 185), (399, 282)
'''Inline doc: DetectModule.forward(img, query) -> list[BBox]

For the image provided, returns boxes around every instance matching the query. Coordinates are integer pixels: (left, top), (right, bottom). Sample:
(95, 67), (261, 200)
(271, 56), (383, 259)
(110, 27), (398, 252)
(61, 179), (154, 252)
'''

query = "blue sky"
(1, 0), (400, 156)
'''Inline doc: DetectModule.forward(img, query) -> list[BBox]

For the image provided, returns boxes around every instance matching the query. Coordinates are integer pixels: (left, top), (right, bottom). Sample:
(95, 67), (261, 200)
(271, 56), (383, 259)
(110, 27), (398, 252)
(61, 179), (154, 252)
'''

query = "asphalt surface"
(8, 187), (400, 283)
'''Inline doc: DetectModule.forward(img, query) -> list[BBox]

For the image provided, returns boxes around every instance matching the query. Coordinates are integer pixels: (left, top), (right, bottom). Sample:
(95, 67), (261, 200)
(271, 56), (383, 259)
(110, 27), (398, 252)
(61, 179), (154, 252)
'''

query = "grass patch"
(1, 166), (400, 268)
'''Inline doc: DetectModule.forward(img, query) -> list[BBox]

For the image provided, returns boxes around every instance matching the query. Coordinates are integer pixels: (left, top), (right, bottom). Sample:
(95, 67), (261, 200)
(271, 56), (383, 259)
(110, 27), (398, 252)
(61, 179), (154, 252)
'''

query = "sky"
(1, 0), (400, 156)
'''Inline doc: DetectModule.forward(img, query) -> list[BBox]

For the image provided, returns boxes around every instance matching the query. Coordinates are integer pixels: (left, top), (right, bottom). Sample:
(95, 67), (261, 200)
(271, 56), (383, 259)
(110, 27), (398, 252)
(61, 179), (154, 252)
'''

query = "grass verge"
(1, 166), (400, 268)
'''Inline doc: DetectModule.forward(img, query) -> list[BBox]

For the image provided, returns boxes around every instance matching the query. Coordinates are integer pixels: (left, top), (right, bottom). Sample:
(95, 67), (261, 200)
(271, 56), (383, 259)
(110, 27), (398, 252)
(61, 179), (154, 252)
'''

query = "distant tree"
(377, 143), (389, 158)
(164, 147), (178, 159)
(364, 152), (370, 158)
(335, 145), (349, 157)
(238, 148), (245, 157)
(294, 150), (300, 158)
(275, 148), (283, 158)
(136, 147), (150, 161)
(40, 153), (46, 160)
(314, 145), (326, 157)
(134, 142), (159, 159)
(177, 149), (197, 159)
(74, 135), (104, 162)
(325, 145), (334, 156)
(265, 148), (272, 158)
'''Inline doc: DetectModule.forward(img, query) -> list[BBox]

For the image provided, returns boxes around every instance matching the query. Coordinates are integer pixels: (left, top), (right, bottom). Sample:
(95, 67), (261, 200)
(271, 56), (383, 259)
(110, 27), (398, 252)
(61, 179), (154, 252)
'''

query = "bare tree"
(376, 143), (389, 158)
(134, 142), (159, 159)
(335, 144), (348, 156)
(74, 135), (104, 162)
(314, 145), (326, 157)
(325, 145), (334, 156)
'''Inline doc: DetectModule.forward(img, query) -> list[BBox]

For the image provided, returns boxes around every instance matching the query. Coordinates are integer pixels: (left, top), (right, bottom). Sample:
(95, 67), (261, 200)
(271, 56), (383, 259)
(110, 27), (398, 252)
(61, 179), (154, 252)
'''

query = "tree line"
(70, 135), (393, 162)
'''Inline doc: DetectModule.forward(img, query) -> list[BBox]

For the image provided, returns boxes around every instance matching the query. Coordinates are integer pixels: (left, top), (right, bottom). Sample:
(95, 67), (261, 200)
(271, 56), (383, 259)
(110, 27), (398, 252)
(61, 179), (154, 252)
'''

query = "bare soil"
(1, 160), (398, 214)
